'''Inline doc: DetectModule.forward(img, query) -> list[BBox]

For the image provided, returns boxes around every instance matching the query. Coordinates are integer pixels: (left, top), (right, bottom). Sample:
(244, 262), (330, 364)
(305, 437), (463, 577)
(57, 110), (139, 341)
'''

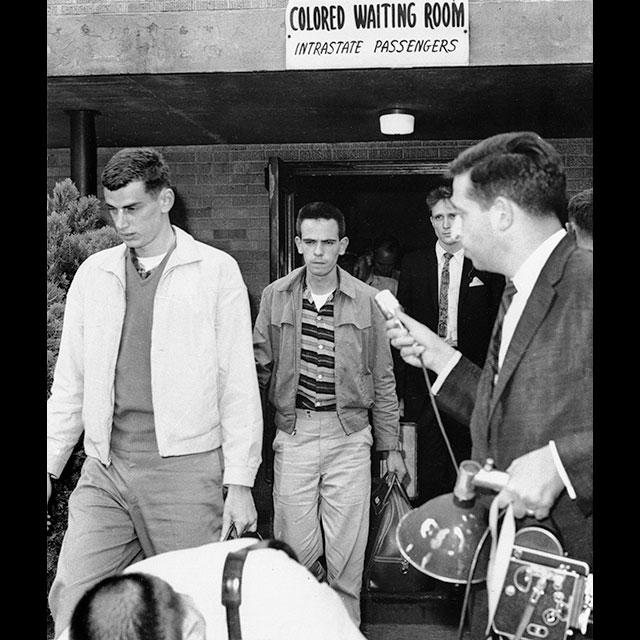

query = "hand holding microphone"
(375, 290), (456, 374)
(374, 290), (422, 364)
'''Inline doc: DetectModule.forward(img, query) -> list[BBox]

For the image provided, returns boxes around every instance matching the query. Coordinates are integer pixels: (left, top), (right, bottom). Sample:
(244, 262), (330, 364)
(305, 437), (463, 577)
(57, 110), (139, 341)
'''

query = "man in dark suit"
(387, 132), (592, 637)
(396, 185), (504, 501)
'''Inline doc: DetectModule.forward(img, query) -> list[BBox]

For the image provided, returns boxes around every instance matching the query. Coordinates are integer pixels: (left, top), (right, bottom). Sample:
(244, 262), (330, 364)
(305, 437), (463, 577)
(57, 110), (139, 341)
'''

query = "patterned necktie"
(130, 249), (152, 280)
(437, 252), (453, 338)
(486, 279), (518, 387)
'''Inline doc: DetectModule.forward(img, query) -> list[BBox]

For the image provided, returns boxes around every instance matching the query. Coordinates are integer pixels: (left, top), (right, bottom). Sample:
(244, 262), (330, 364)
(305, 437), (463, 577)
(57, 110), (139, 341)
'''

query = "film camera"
(396, 460), (593, 639)
(492, 525), (592, 639)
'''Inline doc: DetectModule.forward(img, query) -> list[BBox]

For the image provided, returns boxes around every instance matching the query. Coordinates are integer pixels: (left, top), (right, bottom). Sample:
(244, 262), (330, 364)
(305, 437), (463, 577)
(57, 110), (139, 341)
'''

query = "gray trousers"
(48, 447), (223, 638)
(273, 409), (372, 626)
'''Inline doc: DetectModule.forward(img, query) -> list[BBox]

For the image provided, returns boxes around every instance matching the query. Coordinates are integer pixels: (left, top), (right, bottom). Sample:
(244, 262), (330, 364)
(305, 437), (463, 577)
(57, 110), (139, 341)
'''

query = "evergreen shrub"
(46, 179), (120, 638)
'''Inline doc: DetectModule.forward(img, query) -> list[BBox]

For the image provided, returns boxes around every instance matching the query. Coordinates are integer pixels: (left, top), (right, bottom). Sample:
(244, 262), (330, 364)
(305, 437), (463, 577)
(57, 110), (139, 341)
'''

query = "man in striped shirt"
(253, 201), (406, 626)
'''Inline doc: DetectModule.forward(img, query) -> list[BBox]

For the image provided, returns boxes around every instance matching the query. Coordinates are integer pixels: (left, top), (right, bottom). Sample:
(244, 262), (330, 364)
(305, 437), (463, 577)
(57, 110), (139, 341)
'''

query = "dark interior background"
(294, 174), (447, 267)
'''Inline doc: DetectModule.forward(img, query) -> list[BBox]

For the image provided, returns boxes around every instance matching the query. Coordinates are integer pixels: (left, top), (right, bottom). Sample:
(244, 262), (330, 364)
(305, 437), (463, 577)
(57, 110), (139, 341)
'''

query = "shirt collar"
(302, 269), (339, 303)
(435, 241), (464, 263)
(129, 230), (176, 275)
(512, 228), (566, 298)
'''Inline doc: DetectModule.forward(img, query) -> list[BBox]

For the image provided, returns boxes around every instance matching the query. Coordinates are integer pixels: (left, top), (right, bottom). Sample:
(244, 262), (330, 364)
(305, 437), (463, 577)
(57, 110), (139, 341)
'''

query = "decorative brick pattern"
(47, 138), (592, 307)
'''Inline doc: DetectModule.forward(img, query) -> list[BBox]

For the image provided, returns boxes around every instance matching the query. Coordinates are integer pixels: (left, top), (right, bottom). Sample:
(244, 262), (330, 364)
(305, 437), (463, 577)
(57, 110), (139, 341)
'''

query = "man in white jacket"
(47, 148), (263, 638)
(58, 539), (366, 640)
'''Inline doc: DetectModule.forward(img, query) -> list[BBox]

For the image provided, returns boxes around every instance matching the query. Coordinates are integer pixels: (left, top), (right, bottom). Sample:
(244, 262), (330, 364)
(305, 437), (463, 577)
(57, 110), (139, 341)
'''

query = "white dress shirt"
(499, 229), (566, 368)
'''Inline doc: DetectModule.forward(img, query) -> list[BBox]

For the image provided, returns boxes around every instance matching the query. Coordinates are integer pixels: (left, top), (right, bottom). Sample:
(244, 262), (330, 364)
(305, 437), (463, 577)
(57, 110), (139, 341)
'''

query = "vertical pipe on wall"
(66, 109), (99, 196)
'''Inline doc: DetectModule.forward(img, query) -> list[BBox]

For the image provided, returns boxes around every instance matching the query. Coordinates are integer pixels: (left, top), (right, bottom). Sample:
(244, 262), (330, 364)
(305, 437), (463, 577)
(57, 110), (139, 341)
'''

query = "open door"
(266, 157), (296, 281)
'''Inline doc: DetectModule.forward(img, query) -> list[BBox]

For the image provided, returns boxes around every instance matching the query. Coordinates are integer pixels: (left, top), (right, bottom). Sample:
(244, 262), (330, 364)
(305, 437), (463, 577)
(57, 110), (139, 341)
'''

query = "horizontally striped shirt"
(295, 283), (337, 411)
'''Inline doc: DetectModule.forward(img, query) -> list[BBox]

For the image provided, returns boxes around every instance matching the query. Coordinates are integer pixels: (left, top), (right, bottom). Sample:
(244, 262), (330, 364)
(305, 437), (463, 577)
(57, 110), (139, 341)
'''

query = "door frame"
(266, 159), (451, 281)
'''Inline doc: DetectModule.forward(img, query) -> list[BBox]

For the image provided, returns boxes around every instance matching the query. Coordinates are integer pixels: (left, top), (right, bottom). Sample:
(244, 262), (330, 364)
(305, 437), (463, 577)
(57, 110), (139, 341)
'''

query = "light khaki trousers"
(49, 447), (223, 638)
(273, 409), (372, 626)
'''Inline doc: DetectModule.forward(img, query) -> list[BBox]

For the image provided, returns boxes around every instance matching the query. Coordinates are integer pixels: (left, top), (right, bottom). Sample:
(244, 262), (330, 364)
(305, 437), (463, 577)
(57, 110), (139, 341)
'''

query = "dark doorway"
(295, 173), (446, 262)
(266, 159), (453, 280)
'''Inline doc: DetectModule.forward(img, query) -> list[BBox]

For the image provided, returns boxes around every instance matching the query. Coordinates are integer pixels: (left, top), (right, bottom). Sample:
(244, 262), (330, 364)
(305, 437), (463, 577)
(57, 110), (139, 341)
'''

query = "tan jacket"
(253, 266), (400, 451)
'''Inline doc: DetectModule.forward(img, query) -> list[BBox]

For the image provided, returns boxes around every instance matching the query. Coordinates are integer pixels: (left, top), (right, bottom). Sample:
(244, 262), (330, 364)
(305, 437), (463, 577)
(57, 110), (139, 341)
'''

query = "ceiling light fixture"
(379, 108), (415, 135)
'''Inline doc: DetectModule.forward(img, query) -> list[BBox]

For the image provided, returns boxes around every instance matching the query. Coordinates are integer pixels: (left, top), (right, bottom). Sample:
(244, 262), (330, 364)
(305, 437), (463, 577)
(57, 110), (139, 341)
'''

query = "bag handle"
(221, 539), (298, 640)
(381, 471), (411, 506)
(391, 472), (412, 505)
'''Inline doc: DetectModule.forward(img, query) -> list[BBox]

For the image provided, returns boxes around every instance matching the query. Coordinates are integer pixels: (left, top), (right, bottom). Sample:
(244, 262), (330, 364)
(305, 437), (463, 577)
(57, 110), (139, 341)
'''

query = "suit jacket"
(396, 247), (505, 420)
(437, 235), (593, 565)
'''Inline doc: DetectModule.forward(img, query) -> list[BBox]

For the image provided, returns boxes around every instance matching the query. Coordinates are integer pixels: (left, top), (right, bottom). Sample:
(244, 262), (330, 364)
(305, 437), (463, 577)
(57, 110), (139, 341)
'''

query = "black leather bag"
(364, 472), (434, 593)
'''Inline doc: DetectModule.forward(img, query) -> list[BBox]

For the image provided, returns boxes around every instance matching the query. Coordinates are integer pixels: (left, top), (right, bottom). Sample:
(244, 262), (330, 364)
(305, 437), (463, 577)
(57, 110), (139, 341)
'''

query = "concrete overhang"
(47, 63), (592, 148)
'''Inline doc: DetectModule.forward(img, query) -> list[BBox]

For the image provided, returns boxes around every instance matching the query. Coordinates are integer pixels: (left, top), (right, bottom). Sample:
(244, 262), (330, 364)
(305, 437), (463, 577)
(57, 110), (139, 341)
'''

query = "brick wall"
(47, 138), (592, 311)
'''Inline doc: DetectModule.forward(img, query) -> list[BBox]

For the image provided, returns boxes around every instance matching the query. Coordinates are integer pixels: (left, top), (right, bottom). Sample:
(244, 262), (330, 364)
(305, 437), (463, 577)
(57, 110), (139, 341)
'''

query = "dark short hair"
(426, 185), (453, 216)
(69, 573), (184, 640)
(101, 148), (171, 195)
(567, 188), (593, 234)
(295, 201), (346, 238)
(447, 132), (567, 221)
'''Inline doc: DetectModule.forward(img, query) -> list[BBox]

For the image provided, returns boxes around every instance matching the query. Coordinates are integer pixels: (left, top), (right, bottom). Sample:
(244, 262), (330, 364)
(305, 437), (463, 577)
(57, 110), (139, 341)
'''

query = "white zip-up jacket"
(47, 226), (263, 487)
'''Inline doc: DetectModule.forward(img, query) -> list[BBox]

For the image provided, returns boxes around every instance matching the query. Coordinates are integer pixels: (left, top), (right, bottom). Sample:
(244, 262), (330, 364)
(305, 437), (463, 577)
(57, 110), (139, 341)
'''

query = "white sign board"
(285, 1), (469, 70)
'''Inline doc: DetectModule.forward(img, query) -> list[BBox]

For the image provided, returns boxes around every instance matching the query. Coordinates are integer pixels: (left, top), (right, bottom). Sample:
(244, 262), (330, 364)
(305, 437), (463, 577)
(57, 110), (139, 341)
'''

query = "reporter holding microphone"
(385, 132), (592, 639)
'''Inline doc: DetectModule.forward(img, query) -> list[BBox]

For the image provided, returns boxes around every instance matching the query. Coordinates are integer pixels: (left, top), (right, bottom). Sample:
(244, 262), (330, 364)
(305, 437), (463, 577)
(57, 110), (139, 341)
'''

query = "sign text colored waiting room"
(285, 1), (469, 69)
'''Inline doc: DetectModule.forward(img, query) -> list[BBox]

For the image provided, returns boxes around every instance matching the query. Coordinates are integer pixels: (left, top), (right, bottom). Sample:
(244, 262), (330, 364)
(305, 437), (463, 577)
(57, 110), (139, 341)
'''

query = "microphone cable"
(420, 361), (459, 474)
